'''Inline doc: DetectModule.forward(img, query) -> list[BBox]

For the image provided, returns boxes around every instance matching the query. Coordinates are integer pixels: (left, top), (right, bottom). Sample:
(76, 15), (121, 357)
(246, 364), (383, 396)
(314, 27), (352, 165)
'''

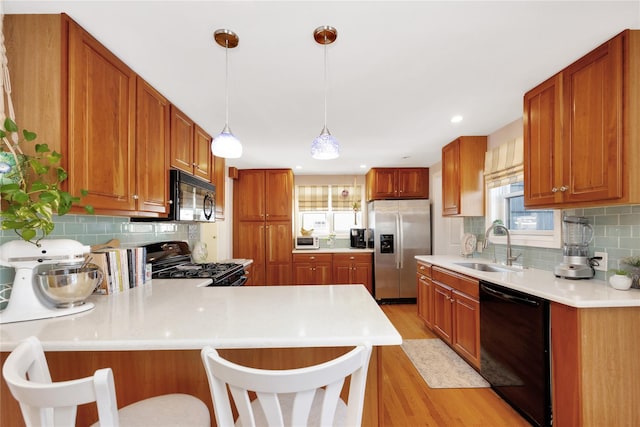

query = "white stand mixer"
(0, 239), (95, 324)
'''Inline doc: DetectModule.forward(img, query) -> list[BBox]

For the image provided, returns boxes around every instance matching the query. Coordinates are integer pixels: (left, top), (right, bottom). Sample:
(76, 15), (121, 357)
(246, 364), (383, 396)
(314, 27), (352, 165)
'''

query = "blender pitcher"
(562, 216), (593, 257)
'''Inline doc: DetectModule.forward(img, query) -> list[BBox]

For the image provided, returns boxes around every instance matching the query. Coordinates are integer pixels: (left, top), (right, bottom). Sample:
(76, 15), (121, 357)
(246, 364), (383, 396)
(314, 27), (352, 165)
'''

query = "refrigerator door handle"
(395, 213), (401, 269)
(398, 213), (404, 269)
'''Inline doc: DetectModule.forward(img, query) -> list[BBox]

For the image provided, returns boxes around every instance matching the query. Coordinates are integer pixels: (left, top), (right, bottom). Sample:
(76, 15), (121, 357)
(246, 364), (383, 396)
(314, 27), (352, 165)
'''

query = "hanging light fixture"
(311, 26), (340, 160)
(211, 29), (242, 158)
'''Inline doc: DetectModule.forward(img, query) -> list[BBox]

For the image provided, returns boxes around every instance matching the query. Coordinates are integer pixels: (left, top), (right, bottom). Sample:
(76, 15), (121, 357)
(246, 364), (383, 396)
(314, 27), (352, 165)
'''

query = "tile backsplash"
(0, 215), (194, 284)
(464, 204), (640, 281)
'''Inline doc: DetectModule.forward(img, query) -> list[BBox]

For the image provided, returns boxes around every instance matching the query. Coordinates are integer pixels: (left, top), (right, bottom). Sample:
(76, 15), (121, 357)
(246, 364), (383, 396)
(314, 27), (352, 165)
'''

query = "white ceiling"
(4, 1), (640, 175)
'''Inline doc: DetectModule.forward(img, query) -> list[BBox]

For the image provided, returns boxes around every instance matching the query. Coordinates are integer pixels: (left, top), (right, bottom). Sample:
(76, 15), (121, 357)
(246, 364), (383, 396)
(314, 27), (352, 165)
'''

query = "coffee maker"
(554, 215), (594, 279)
(350, 228), (367, 248)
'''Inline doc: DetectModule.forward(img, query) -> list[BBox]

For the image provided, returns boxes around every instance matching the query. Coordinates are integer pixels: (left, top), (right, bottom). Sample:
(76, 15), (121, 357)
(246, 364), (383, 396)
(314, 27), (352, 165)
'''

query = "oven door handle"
(480, 284), (540, 307)
(235, 275), (248, 286)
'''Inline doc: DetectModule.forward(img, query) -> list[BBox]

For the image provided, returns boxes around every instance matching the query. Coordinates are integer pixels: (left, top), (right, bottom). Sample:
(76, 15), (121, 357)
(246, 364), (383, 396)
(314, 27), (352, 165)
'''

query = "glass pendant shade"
(311, 125), (339, 160)
(211, 124), (242, 158)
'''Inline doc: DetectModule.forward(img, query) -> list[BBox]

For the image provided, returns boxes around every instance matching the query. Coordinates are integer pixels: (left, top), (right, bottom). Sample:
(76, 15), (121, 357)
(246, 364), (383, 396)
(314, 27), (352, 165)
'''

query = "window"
(484, 138), (561, 248)
(296, 184), (363, 237)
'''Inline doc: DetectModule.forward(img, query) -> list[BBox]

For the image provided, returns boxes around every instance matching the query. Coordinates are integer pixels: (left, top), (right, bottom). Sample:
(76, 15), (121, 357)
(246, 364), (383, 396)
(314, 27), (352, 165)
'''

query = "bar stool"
(2, 336), (210, 426)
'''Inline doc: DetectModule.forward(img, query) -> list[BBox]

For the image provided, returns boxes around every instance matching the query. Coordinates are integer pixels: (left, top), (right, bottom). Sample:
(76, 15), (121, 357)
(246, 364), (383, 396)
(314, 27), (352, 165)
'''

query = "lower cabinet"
(416, 261), (433, 329)
(291, 252), (373, 294)
(420, 265), (480, 369)
(332, 253), (373, 294)
(292, 254), (333, 285)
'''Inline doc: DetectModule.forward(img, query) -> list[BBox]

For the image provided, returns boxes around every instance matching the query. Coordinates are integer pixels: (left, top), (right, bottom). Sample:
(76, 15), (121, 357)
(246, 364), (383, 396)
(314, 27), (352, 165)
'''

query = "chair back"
(201, 344), (372, 427)
(2, 336), (119, 427)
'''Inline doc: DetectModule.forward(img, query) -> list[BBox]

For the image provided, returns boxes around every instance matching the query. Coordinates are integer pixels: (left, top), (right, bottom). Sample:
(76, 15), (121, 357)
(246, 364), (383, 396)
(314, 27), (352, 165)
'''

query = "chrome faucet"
(484, 224), (520, 266)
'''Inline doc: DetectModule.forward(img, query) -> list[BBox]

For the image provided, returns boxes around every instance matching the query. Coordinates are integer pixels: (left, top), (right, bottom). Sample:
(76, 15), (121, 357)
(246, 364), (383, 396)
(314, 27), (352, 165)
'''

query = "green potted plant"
(608, 269), (632, 290)
(0, 118), (93, 246)
(620, 255), (640, 289)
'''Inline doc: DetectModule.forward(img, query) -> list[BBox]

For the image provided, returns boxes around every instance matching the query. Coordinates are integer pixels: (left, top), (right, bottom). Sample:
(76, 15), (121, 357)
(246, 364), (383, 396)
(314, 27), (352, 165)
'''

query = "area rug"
(400, 339), (490, 389)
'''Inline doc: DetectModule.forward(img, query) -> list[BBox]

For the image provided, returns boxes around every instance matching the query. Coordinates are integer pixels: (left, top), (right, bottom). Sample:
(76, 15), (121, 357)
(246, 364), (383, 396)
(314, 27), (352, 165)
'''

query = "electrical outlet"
(594, 251), (608, 272)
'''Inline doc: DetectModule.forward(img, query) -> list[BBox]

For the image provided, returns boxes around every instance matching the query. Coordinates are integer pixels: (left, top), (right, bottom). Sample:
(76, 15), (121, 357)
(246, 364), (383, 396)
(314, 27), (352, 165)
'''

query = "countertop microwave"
(295, 236), (320, 249)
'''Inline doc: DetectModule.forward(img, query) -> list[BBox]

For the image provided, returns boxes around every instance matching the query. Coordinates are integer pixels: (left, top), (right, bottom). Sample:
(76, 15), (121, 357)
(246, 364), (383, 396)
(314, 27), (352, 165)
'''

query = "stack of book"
(90, 247), (148, 294)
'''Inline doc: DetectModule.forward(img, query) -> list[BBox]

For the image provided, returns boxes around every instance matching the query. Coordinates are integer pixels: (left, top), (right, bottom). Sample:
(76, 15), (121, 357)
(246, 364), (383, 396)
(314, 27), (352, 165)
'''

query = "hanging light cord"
(322, 35), (328, 129)
(224, 39), (230, 128)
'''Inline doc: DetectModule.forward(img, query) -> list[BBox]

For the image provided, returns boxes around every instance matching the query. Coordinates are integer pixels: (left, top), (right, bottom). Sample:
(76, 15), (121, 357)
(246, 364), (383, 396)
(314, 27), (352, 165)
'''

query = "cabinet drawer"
(417, 261), (432, 277)
(432, 266), (479, 299)
(292, 253), (333, 263)
(333, 253), (372, 263)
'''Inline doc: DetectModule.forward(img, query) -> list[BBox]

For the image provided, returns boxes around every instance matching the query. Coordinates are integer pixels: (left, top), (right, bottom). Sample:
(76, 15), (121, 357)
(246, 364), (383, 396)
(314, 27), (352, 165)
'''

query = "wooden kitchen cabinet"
(332, 253), (373, 294)
(524, 29), (640, 208)
(213, 155), (226, 220)
(430, 266), (480, 368)
(366, 168), (429, 201)
(292, 254), (333, 285)
(416, 261), (434, 329)
(5, 14), (174, 218)
(233, 169), (293, 286)
(170, 105), (213, 182)
(441, 136), (487, 216)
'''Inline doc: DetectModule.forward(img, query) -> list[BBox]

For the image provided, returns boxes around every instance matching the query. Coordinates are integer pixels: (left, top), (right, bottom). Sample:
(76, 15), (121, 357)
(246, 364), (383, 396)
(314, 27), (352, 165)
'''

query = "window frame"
(295, 185), (365, 238)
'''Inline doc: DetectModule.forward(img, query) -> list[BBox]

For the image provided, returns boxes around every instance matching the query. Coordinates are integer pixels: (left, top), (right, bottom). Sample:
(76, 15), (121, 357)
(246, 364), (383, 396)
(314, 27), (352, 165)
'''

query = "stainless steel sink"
(453, 262), (515, 273)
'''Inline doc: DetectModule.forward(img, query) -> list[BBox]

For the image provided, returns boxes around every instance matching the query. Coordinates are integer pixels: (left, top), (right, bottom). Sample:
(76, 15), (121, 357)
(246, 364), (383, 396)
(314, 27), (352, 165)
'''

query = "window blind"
(484, 137), (524, 188)
(331, 185), (361, 211)
(297, 185), (329, 211)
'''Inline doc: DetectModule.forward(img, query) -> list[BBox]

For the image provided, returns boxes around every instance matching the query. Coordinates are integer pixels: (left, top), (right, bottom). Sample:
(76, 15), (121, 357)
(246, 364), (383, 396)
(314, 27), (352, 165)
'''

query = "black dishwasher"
(479, 281), (552, 427)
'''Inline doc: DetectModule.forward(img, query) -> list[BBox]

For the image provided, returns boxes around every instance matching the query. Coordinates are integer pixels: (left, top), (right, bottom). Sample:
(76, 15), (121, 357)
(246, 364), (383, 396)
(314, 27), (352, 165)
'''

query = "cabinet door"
(265, 170), (293, 221)
(417, 273), (434, 330)
(369, 169), (397, 199)
(315, 263), (334, 285)
(332, 260), (352, 284)
(351, 261), (373, 294)
(441, 140), (460, 215)
(452, 290), (480, 368)
(562, 34), (624, 204)
(213, 156), (225, 220)
(67, 20), (136, 212)
(194, 125), (213, 182)
(170, 105), (194, 174)
(136, 77), (170, 214)
(398, 169), (429, 199)
(524, 74), (563, 207)
(433, 282), (453, 344)
(235, 170), (266, 221)
(265, 221), (292, 285)
(234, 222), (265, 286)
(292, 262), (315, 285)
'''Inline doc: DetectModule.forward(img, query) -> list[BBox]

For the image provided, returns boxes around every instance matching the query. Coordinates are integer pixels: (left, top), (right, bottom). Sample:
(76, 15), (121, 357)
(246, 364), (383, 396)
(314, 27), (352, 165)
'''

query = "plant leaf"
(35, 143), (50, 153)
(3, 118), (18, 132)
(21, 228), (36, 242)
(23, 129), (37, 141)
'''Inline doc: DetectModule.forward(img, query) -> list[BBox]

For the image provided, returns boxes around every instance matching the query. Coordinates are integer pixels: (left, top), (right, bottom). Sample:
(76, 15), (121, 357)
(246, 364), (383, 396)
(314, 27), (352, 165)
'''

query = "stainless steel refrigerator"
(368, 199), (431, 301)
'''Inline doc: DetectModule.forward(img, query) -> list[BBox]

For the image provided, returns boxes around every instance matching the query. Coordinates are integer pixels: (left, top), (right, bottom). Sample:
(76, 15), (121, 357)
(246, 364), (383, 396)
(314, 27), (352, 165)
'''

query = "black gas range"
(144, 241), (246, 286)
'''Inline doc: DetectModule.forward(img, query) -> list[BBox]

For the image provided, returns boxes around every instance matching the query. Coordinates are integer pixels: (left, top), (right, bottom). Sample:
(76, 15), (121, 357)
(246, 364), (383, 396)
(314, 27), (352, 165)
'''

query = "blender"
(554, 216), (594, 279)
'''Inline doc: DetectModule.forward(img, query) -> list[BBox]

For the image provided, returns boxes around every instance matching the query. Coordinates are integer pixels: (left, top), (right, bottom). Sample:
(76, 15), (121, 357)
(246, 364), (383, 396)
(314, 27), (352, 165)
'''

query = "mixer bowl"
(36, 264), (103, 308)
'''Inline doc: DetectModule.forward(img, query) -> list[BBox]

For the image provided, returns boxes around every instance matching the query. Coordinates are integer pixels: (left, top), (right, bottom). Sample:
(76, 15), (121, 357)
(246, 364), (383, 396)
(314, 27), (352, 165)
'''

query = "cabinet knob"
(132, 194), (139, 200)
(310, 256), (315, 260)
(560, 185), (568, 192)
(551, 187), (558, 193)
(349, 256), (355, 260)
(420, 266), (425, 270)
(420, 275), (426, 280)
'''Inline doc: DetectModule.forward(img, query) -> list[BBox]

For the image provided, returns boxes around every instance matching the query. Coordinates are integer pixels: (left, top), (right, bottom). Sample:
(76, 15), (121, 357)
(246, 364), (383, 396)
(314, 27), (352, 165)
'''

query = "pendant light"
(311, 26), (340, 160)
(211, 29), (242, 159)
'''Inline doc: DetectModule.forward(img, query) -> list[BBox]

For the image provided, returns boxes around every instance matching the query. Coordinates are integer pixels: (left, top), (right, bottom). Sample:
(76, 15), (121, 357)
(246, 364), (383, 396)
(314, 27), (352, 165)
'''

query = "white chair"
(2, 336), (210, 427)
(201, 344), (372, 427)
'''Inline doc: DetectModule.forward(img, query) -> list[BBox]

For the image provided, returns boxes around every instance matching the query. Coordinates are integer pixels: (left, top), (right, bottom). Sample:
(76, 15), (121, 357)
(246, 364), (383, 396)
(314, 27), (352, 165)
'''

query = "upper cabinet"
(170, 105), (213, 183)
(366, 168), (429, 201)
(441, 136), (487, 216)
(524, 29), (640, 208)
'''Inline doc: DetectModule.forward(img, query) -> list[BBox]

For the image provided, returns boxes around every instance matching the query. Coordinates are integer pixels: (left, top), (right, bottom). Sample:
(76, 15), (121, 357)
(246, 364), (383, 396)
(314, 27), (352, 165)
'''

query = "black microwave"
(133, 169), (215, 222)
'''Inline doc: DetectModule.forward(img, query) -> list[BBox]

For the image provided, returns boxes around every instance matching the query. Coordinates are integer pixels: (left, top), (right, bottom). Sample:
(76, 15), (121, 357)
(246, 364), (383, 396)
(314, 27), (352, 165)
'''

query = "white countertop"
(293, 248), (374, 254)
(0, 281), (401, 352)
(416, 255), (640, 308)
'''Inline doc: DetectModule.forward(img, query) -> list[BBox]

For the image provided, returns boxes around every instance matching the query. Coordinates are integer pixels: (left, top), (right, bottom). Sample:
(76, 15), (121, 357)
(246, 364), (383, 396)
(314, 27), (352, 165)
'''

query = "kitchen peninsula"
(0, 281), (401, 426)
(416, 255), (640, 427)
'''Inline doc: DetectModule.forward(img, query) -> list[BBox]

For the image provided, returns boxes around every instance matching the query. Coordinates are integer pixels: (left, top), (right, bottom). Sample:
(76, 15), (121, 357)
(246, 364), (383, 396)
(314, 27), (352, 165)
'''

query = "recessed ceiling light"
(295, 165), (303, 170)
(451, 115), (463, 123)
(359, 164), (366, 169)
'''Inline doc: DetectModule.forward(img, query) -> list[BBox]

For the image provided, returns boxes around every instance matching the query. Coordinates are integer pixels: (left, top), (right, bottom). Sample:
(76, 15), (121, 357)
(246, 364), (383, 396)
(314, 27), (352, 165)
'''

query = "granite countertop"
(293, 248), (374, 254)
(416, 255), (640, 308)
(0, 281), (401, 352)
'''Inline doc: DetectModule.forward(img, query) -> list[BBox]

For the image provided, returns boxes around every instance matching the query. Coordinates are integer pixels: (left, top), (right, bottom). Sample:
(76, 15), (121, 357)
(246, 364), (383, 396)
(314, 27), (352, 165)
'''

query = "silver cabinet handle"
(551, 187), (558, 193)
(560, 185), (568, 192)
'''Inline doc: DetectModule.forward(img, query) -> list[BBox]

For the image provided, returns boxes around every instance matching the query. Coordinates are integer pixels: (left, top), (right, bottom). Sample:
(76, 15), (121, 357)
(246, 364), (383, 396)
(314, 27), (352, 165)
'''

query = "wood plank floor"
(379, 304), (531, 427)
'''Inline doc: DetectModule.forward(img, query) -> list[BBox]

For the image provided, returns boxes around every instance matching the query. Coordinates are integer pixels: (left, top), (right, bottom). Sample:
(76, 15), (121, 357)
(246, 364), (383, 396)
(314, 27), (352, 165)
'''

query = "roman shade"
(297, 186), (329, 211)
(331, 185), (361, 211)
(484, 137), (524, 188)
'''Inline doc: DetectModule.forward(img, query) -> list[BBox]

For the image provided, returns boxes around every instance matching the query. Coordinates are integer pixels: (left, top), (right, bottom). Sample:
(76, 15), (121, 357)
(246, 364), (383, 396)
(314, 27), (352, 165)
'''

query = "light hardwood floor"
(379, 304), (531, 427)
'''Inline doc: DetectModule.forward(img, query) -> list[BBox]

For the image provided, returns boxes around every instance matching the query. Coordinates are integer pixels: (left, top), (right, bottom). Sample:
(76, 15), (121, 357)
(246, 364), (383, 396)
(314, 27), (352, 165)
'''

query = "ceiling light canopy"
(311, 25), (340, 160)
(211, 29), (242, 159)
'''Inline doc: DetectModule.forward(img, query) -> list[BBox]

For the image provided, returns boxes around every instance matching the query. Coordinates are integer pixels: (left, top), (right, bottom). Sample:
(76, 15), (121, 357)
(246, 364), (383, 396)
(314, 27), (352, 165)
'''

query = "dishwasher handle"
(480, 283), (540, 307)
